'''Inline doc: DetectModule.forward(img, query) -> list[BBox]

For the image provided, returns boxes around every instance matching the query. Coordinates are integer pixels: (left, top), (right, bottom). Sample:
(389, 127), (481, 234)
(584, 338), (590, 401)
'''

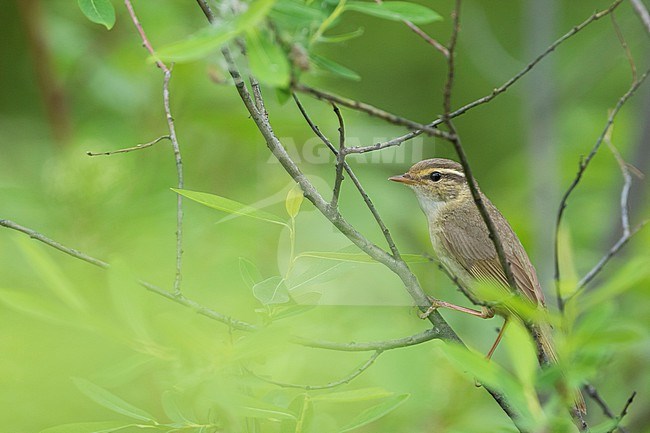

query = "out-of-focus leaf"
(72, 377), (156, 422)
(14, 236), (87, 310)
(311, 387), (393, 402)
(173, 188), (287, 227)
(271, 0), (325, 28)
(345, 1), (442, 24)
(503, 319), (537, 389)
(297, 251), (428, 264)
(239, 257), (263, 290)
(77, 0), (116, 30)
(39, 421), (132, 433)
(581, 258), (650, 310)
(287, 260), (347, 291)
(338, 394), (409, 432)
(285, 184), (304, 218)
(310, 54), (361, 81)
(246, 29), (291, 88)
(156, 0), (277, 62)
(557, 226), (579, 299)
(162, 391), (196, 425)
(276, 87), (292, 104)
(318, 28), (365, 43)
(233, 395), (297, 420)
(253, 276), (290, 304)
(0, 289), (78, 326)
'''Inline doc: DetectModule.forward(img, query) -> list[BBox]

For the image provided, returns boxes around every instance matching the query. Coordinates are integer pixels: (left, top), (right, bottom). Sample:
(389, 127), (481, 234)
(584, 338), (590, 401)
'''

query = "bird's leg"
(419, 296), (495, 320)
(486, 318), (509, 360)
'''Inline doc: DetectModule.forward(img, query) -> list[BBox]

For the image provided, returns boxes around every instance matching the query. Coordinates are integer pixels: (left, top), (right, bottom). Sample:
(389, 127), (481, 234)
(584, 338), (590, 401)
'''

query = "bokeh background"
(1, 0), (649, 432)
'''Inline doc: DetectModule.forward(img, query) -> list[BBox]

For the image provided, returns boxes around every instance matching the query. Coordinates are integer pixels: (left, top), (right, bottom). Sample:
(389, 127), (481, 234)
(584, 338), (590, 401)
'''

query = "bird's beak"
(388, 173), (416, 185)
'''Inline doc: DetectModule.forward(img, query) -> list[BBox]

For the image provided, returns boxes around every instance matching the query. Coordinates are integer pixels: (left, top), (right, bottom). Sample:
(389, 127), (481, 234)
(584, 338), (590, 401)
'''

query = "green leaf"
(297, 251), (428, 264)
(0, 289), (78, 326)
(253, 276), (290, 304)
(345, 1), (442, 24)
(318, 28), (365, 43)
(503, 320), (537, 389)
(39, 421), (132, 433)
(173, 188), (287, 227)
(286, 261), (347, 291)
(285, 184), (304, 218)
(77, 0), (116, 30)
(156, 0), (277, 62)
(14, 235), (87, 310)
(239, 257), (263, 290)
(310, 54), (361, 81)
(271, 0), (326, 29)
(311, 387), (393, 402)
(338, 394), (409, 432)
(246, 29), (291, 88)
(233, 395), (297, 421)
(72, 377), (156, 422)
(162, 391), (195, 425)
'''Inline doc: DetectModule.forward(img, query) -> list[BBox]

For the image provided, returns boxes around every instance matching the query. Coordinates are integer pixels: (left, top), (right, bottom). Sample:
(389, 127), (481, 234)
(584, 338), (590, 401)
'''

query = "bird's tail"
(534, 322), (586, 415)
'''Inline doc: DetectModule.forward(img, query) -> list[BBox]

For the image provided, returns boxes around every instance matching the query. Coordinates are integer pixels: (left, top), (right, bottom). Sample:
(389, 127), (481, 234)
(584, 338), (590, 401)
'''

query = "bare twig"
(611, 13), (637, 82)
(293, 83), (453, 141)
(583, 384), (632, 433)
(373, 0), (448, 57)
(0, 219), (257, 332)
(294, 328), (439, 351)
(346, 0), (624, 155)
(554, 68), (650, 311)
(86, 135), (170, 156)
(248, 350), (383, 390)
(292, 94), (401, 258)
(629, 0), (650, 36)
(330, 103), (346, 209)
(124, 0), (185, 295)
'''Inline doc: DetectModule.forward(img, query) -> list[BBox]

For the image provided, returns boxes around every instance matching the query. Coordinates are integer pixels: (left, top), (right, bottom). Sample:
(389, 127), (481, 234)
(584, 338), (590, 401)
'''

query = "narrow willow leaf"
(253, 276), (290, 304)
(173, 188), (287, 227)
(14, 236), (87, 310)
(345, 1), (442, 24)
(310, 54), (360, 81)
(318, 28), (365, 43)
(286, 261), (347, 291)
(239, 257), (263, 290)
(72, 377), (155, 422)
(285, 184), (304, 218)
(0, 289), (77, 326)
(311, 387), (393, 402)
(39, 421), (132, 433)
(338, 394), (409, 432)
(297, 251), (428, 264)
(162, 391), (195, 425)
(233, 395), (297, 420)
(246, 29), (291, 88)
(156, 0), (277, 62)
(503, 320), (537, 389)
(271, 0), (326, 28)
(77, 0), (116, 30)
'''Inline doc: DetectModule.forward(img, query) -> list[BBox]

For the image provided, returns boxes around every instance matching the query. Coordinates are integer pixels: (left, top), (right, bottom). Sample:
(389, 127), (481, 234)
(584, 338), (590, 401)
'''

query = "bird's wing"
(440, 203), (545, 306)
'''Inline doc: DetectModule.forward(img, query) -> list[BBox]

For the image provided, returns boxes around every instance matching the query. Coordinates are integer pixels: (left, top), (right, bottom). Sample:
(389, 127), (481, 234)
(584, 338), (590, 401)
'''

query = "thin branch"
(295, 328), (439, 351)
(608, 391), (637, 433)
(611, 12), (637, 82)
(373, 0), (448, 57)
(583, 384), (631, 433)
(293, 83), (453, 141)
(606, 123), (633, 237)
(629, 0), (650, 36)
(330, 103), (346, 209)
(0, 219), (258, 332)
(124, 0), (185, 295)
(345, 0), (624, 155)
(440, 0), (517, 291)
(248, 350), (383, 390)
(86, 135), (170, 156)
(554, 68), (650, 311)
(292, 94), (401, 258)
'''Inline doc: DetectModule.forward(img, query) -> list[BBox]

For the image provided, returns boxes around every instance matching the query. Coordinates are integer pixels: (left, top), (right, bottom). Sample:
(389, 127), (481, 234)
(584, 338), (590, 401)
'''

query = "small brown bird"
(390, 158), (586, 414)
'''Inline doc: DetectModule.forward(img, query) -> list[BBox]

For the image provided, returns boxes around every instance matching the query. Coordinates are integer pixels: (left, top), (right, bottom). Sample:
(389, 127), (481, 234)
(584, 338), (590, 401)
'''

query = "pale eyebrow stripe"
(437, 168), (465, 177)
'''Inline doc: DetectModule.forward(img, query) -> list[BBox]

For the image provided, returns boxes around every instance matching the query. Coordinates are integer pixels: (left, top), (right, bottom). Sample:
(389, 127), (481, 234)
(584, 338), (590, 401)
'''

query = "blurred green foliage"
(1, 0), (649, 432)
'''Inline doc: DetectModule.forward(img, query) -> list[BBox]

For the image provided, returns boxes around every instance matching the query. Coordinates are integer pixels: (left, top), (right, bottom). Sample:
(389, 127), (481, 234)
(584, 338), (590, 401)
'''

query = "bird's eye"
(429, 171), (442, 182)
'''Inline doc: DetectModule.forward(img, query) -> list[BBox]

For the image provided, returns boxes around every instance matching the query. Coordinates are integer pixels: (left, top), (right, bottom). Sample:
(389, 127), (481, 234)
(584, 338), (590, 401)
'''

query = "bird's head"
(389, 158), (474, 215)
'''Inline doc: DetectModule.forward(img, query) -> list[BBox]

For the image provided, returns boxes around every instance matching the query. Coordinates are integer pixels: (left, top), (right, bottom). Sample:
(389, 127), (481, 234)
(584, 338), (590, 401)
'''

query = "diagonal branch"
(554, 68), (650, 311)
(345, 0), (624, 155)
(629, 0), (650, 36)
(330, 103), (346, 209)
